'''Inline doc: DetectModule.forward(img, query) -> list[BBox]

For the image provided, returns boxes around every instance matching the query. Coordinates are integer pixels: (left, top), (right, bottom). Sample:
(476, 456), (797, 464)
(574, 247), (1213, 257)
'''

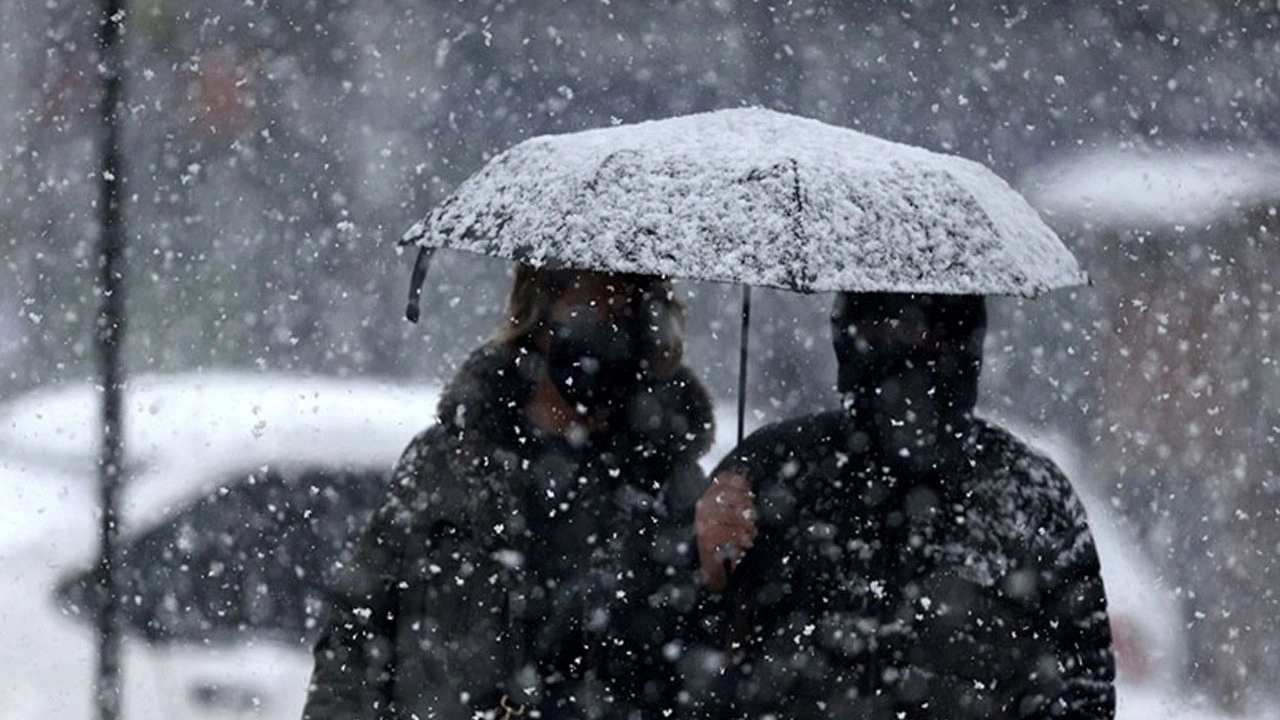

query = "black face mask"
(844, 347), (979, 477)
(545, 315), (649, 415)
(831, 293), (985, 478)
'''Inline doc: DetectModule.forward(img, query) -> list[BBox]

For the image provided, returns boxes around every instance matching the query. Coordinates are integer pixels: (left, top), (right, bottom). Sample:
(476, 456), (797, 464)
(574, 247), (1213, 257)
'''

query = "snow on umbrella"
(56, 465), (386, 644)
(400, 107), (1085, 438)
(402, 107), (1083, 299)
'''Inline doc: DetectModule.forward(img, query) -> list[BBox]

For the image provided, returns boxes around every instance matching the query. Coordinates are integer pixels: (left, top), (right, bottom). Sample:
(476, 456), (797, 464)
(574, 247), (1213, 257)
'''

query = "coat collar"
(435, 341), (715, 465)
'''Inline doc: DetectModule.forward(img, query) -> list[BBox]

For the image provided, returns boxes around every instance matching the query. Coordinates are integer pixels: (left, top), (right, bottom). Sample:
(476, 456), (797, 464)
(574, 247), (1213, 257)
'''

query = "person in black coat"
(696, 292), (1115, 719)
(302, 266), (715, 720)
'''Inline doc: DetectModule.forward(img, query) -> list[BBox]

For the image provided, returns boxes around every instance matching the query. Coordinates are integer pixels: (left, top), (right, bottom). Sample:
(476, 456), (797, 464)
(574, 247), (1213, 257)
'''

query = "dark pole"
(94, 1), (127, 719)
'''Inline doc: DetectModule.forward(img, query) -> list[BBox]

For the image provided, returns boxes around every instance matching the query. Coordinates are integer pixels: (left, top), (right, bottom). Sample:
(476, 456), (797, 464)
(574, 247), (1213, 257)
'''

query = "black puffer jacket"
(711, 411), (1115, 720)
(302, 343), (714, 720)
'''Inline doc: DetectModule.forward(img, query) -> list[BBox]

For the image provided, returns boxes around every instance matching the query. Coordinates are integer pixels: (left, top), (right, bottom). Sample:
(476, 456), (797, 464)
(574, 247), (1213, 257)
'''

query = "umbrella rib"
(790, 157), (804, 218)
(785, 158), (809, 287)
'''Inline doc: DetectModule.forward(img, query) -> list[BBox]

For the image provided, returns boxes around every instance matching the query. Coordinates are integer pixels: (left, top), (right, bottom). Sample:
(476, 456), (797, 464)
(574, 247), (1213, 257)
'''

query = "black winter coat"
(302, 343), (715, 720)
(709, 412), (1115, 720)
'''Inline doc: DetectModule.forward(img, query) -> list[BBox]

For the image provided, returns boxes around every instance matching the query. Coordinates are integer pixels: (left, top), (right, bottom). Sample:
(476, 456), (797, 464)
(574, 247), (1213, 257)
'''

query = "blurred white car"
(0, 373), (438, 720)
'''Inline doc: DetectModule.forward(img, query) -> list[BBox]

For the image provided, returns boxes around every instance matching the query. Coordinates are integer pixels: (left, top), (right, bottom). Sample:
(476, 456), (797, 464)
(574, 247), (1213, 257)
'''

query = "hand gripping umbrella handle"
(405, 246), (435, 323)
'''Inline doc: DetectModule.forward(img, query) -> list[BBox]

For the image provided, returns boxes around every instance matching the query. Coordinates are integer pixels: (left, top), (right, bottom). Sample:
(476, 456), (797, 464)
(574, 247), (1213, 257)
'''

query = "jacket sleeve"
(1024, 474), (1117, 719)
(300, 430), (434, 720)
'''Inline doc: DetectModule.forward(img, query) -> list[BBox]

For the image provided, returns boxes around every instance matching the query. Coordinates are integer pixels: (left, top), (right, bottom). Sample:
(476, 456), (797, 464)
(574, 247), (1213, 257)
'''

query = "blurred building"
(1024, 148), (1280, 712)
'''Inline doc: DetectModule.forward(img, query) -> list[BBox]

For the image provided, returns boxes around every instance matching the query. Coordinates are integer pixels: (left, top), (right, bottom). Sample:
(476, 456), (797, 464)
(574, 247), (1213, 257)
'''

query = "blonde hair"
(497, 265), (686, 376)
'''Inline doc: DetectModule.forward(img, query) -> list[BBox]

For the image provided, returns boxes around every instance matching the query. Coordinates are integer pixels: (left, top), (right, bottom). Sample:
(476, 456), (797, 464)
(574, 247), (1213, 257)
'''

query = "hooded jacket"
(302, 342), (714, 720)
(710, 411), (1115, 720)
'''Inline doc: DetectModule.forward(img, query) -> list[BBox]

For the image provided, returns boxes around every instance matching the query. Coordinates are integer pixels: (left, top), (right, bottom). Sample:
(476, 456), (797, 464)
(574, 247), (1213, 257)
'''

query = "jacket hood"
(435, 342), (715, 463)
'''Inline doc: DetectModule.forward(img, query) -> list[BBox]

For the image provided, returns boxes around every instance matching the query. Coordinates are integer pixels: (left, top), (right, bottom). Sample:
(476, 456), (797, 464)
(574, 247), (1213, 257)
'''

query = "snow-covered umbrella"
(401, 107), (1085, 439)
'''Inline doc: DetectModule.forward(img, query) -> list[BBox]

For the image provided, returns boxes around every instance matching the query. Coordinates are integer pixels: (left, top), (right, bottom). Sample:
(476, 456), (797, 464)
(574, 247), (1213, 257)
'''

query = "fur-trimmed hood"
(435, 341), (715, 464)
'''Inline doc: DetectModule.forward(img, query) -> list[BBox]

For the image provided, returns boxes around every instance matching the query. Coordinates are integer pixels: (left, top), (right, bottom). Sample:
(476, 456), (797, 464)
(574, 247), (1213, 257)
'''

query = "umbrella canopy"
(56, 465), (386, 645)
(401, 107), (1085, 296)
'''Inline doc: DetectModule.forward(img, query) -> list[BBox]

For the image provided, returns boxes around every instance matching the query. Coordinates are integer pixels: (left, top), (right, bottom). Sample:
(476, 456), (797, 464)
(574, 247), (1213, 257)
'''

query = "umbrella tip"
(403, 246), (434, 324)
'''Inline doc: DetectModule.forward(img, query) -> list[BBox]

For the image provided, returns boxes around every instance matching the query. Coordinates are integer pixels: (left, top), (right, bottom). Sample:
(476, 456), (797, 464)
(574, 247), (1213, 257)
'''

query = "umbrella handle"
(736, 285), (751, 445)
(405, 246), (435, 323)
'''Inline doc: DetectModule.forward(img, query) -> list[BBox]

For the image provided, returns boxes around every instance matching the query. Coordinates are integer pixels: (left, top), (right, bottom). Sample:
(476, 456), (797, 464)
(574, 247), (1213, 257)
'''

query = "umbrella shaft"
(737, 285), (752, 445)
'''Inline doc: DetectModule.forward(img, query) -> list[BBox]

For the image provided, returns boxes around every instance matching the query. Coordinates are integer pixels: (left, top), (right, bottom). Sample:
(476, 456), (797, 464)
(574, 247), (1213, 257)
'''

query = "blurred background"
(1, 1), (1277, 718)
